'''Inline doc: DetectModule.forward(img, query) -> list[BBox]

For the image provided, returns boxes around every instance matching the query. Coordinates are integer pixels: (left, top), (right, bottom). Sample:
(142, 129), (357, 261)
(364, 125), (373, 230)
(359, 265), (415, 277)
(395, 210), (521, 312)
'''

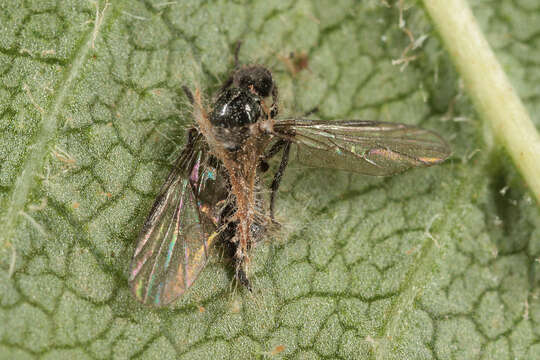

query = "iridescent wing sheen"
(129, 136), (228, 306)
(274, 119), (451, 175)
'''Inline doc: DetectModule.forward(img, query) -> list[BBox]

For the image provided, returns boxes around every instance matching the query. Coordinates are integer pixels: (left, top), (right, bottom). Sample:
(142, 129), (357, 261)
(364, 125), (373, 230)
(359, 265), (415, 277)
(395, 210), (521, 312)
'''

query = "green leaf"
(1, 0), (539, 359)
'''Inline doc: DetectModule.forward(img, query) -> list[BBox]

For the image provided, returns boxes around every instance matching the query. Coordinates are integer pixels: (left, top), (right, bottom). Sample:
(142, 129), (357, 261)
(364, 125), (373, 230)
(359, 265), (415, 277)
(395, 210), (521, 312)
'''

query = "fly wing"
(273, 119), (451, 176)
(129, 135), (227, 306)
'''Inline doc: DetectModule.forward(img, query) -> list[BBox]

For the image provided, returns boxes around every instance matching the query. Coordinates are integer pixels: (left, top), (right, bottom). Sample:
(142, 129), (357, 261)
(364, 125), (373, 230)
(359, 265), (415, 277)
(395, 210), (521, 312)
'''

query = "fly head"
(233, 65), (275, 98)
(208, 64), (277, 151)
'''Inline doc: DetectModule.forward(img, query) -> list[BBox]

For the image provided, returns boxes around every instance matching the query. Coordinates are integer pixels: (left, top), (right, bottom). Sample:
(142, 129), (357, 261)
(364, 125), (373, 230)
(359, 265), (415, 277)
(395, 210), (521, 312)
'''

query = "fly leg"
(233, 40), (242, 68)
(182, 86), (208, 144)
(236, 263), (252, 292)
(181, 85), (202, 151)
(258, 138), (287, 173)
(219, 41), (243, 93)
(269, 84), (279, 118)
(227, 228), (254, 292)
(216, 204), (254, 291)
(269, 141), (290, 221)
(258, 138), (291, 221)
(262, 108), (318, 217)
(182, 85), (194, 105)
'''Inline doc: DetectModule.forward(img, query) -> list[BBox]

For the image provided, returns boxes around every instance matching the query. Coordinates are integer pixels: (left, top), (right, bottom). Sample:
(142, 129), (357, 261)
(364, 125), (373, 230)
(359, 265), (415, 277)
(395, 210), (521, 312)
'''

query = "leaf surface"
(1, 0), (539, 359)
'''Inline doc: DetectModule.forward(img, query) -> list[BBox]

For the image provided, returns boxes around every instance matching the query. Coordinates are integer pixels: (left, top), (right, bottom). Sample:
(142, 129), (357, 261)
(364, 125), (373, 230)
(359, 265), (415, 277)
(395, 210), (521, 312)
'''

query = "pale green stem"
(423, 0), (540, 204)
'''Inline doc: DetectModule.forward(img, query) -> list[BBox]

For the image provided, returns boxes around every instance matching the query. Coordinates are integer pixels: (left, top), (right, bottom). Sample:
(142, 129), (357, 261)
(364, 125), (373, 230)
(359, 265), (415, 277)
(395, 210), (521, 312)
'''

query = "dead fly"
(129, 62), (451, 307)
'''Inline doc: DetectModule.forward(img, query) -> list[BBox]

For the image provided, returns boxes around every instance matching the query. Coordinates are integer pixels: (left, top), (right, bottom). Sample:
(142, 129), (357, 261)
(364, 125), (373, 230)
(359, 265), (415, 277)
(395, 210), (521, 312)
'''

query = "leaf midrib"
(372, 177), (465, 359)
(0, 5), (114, 248)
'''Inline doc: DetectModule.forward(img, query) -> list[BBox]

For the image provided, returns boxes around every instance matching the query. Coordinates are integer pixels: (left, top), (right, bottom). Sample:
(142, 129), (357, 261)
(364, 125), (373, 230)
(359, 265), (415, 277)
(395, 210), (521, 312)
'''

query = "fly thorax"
(210, 88), (262, 128)
(209, 87), (265, 151)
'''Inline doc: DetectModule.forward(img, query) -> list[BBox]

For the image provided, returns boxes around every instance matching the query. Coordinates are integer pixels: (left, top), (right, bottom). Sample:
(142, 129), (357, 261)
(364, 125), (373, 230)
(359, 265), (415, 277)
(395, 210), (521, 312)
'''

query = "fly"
(129, 54), (451, 307)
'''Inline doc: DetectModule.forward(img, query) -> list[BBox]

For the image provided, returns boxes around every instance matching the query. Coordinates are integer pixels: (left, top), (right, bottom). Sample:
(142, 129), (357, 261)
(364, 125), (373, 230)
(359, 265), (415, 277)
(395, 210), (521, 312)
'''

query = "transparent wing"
(129, 135), (227, 306)
(273, 119), (451, 175)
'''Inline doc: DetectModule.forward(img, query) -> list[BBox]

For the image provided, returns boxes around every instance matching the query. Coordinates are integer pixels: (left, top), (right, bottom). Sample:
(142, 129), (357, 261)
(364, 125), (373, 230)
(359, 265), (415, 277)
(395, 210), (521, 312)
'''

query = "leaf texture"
(0, 0), (539, 359)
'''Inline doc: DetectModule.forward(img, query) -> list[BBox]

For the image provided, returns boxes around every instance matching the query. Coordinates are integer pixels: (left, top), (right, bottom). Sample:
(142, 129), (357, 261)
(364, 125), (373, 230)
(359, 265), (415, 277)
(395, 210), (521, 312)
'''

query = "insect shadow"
(129, 45), (451, 306)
